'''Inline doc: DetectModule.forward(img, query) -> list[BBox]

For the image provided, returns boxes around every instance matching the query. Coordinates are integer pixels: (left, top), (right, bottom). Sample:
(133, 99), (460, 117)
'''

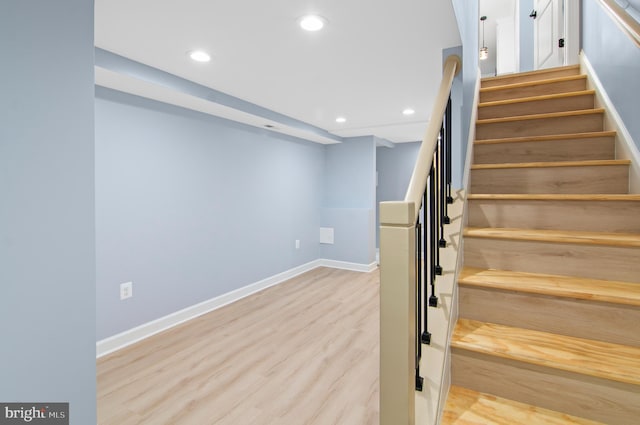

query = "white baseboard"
(580, 52), (640, 193)
(96, 258), (377, 358)
(320, 259), (378, 273)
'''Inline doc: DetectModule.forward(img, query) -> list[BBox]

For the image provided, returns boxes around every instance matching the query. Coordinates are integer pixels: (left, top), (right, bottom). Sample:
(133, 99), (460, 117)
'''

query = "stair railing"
(596, 0), (640, 48)
(379, 54), (460, 425)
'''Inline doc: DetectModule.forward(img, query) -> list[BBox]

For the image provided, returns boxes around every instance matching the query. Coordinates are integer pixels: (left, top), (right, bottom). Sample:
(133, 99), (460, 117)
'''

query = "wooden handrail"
(597, 0), (640, 48)
(405, 55), (461, 222)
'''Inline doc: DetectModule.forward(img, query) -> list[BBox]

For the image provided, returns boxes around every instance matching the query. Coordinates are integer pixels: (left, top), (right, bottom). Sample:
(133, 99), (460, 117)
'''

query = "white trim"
(96, 258), (377, 358)
(319, 259), (378, 273)
(461, 70), (481, 195)
(580, 52), (640, 193)
(565, 0), (581, 65)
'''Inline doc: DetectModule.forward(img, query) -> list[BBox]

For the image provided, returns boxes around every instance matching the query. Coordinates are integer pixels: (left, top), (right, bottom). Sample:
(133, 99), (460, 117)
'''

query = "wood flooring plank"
(463, 236), (640, 282)
(476, 108), (604, 125)
(471, 159), (629, 170)
(478, 89), (594, 108)
(97, 267), (380, 425)
(451, 319), (640, 386)
(451, 349), (640, 425)
(473, 131), (617, 145)
(459, 267), (640, 306)
(463, 227), (640, 248)
(480, 65), (581, 88)
(479, 76), (587, 102)
(473, 134), (614, 164)
(480, 75), (586, 93)
(442, 385), (603, 425)
(467, 198), (640, 232)
(467, 194), (640, 201)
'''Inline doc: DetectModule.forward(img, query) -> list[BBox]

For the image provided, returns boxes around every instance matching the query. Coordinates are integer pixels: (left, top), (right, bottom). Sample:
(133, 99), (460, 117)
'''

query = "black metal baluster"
(415, 220), (423, 391)
(429, 163), (439, 307)
(446, 96), (454, 205)
(433, 149), (443, 276)
(416, 220), (422, 353)
(439, 128), (448, 246)
(421, 187), (431, 345)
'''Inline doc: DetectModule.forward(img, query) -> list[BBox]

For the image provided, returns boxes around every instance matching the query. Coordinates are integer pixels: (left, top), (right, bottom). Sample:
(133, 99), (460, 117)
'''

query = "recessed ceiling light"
(189, 50), (211, 62)
(299, 15), (326, 31)
(403, 108), (416, 116)
(336, 117), (347, 123)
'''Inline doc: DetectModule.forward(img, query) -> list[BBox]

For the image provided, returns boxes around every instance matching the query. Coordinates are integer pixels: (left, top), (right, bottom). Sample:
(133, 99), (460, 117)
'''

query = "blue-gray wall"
(443, 45), (465, 188)
(95, 88), (326, 340)
(0, 1), (96, 423)
(375, 142), (422, 247)
(452, 0), (479, 186)
(321, 136), (377, 264)
(582, 0), (640, 149)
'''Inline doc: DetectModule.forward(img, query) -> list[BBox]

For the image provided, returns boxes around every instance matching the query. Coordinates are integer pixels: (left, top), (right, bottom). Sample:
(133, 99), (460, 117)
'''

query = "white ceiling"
(95, 0), (461, 144)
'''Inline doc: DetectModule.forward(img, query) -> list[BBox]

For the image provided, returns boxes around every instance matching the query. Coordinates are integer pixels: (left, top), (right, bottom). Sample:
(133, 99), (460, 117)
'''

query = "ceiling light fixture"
(189, 50), (211, 62)
(403, 108), (415, 116)
(299, 15), (326, 31)
(479, 16), (488, 60)
(335, 117), (347, 123)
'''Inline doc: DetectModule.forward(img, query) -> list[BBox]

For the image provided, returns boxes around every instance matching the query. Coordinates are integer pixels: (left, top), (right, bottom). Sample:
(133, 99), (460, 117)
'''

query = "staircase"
(442, 65), (640, 425)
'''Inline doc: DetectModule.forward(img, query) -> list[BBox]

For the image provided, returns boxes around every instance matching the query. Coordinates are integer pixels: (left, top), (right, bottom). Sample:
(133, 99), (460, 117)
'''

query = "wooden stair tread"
(459, 267), (640, 307)
(481, 65), (581, 85)
(478, 90), (595, 109)
(452, 319), (640, 386)
(480, 75), (587, 93)
(468, 194), (640, 201)
(463, 227), (640, 247)
(474, 131), (616, 145)
(477, 108), (604, 125)
(471, 159), (630, 170)
(442, 385), (604, 425)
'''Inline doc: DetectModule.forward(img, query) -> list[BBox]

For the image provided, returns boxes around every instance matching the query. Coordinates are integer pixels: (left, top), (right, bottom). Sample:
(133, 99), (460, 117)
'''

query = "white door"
(534, 0), (564, 69)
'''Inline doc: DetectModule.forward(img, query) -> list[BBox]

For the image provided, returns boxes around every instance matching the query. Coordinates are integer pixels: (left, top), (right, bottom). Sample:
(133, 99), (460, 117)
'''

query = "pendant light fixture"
(479, 15), (488, 60)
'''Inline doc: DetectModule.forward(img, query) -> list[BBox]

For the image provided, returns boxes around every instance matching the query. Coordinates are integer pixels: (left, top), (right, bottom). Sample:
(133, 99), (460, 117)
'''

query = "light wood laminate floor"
(97, 267), (380, 425)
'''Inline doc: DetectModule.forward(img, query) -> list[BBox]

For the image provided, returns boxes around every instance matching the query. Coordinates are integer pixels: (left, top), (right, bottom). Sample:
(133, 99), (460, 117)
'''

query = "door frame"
(564, 0), (581, 65)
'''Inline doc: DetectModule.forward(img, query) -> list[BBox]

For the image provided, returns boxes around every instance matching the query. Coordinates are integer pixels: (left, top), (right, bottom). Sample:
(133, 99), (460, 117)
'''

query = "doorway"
(480, 0), (580, 76)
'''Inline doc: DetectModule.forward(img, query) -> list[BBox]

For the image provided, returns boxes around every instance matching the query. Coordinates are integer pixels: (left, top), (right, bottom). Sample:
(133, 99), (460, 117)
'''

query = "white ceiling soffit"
(95, 67), (342, 145)
(94, 0), (461, 144)
(333, 121), (429, 144)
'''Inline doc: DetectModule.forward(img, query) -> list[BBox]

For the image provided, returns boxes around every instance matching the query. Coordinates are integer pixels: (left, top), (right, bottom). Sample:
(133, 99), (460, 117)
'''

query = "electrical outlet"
(120, 281), (133, 300)
(295, 239), (300, 249)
